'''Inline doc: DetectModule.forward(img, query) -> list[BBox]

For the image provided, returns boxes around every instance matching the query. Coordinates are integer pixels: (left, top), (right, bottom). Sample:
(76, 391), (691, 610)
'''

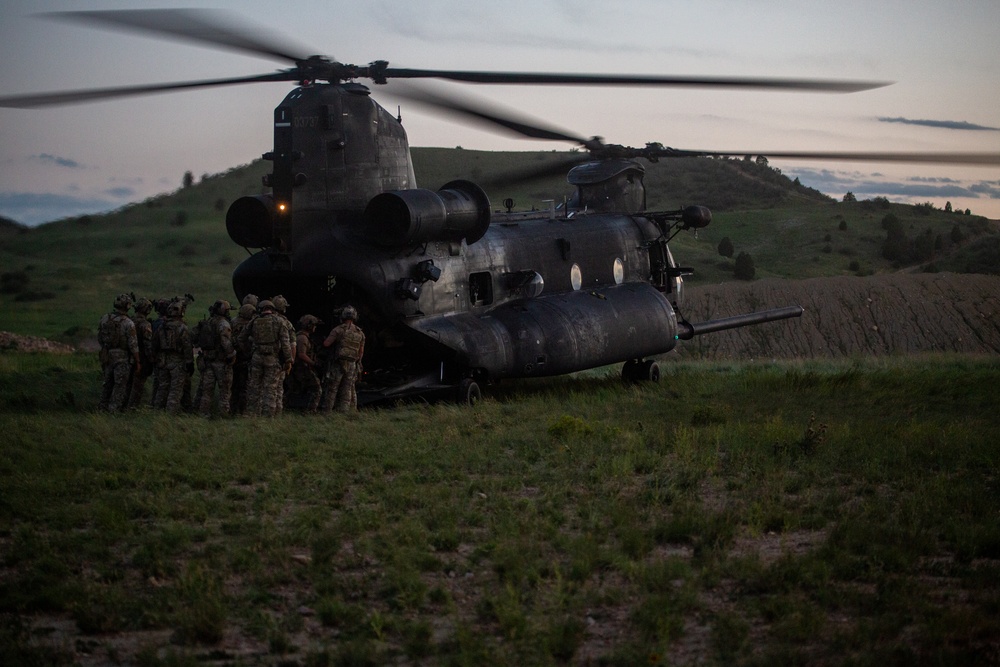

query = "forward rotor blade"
(0, 72), (294, 108)
(387, 83), (590, 144)
(383, 68), (891, 93)
(42, 9), (310, 64)
(482, 156), (592, 189)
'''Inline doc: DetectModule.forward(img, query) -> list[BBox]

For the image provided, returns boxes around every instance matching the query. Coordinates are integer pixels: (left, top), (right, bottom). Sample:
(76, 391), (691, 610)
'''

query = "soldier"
(152, 300), (194, 414)
(321, 305), (365, 413)
(270, 294), (296, 414)
(98, 293), (140, 413)
(172, 294), (196, 412)
(197, 300), (237, 417)
(127, 297), (155, 409)
(229, 301), (257, 414)
(291, 314), (323, 412)
(148, 298), (171, 407)
(239, 300), (292, 417)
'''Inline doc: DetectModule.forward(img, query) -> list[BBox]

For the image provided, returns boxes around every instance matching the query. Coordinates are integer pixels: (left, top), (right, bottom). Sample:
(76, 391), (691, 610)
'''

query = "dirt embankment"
(0, 331), (75, 354)
(676, 272), (1000, 359)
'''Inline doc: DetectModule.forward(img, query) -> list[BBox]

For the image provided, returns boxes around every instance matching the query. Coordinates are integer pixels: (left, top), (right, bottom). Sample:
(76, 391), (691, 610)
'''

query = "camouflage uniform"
(98, 294), (140, 413)
(291, 315), (322, 412)
(148, 299), (170, 406)
(321, 307), (365, 413)
(127, 298), (155, 409)
(240, 301), (292, 417)
(197, 300), (237, 417)
(229, 303), (256, 414)
(152, 302), (194, 414)
(270, 295), (296, 414)
(172, 295), (196, 412)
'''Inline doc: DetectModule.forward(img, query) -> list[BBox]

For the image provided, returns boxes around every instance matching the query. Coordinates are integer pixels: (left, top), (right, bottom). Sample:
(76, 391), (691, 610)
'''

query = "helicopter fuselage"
(226, 82), (797, 401)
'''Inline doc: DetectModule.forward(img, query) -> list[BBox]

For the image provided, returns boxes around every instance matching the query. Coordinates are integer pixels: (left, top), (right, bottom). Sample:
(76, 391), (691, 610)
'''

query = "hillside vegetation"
(0, 150), (996, 347)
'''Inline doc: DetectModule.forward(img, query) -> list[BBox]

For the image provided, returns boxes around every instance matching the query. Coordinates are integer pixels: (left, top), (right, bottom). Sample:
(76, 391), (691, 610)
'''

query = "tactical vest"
(135, 317), (153, 364)
(252, 314), (281, 353)
(232, 316), (254, 360)
(337, 325), (364, 361)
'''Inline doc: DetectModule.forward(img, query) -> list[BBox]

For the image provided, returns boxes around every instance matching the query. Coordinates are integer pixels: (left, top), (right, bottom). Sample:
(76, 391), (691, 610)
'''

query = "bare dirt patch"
(0, 331), (75, 354)
(678, 273), (1000, 359)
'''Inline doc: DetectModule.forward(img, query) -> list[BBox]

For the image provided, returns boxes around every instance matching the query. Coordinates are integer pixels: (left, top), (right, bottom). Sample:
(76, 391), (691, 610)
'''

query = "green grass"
(2, 352), (999, 664)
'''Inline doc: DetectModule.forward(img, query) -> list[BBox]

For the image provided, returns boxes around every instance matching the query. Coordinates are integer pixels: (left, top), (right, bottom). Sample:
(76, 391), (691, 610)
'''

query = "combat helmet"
(341, 305), (358, 321)
(153, 298), (171, 317)
(241, 293), (259, 308)
(298, 314), (319, 329)
(237, 303), (256, 320)
(258, 299), (275, 313)
(113, 293), (133, 312)
(212, 299), (232, 316)
(171, 294), (194, 314)
(134, 297), (153, 316)
(167, 301), (185, 317)
(271, 294), (289, 314)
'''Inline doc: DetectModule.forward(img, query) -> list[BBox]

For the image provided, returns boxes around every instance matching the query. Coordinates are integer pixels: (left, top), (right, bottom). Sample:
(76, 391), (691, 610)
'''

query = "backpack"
(195, 318), (217, 350)
(157, 321), (182, 353)
(98, 313), (123, 350)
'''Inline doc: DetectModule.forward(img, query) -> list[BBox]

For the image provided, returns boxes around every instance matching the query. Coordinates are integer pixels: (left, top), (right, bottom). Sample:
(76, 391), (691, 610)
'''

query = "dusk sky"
(2, 0), (999, 226)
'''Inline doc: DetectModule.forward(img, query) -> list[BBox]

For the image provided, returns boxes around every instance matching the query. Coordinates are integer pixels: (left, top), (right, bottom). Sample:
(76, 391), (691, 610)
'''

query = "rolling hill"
(1, 149), (997, 357)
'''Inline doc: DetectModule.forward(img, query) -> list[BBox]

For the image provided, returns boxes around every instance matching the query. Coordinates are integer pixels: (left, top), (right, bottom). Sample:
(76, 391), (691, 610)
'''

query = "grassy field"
(2, 352), (999, 665)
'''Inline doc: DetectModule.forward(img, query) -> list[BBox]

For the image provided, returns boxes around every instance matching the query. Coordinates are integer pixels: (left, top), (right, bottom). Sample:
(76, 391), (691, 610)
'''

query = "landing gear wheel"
(639, 360), (660, 383)
(456, 378), (482, 406)
(622, 359), (659, 384)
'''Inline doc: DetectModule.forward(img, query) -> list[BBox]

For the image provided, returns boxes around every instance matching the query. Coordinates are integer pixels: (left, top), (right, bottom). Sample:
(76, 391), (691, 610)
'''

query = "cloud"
(850, 182), (973, 198)
(0, 191), (124, 226)
(969, 182), (1000, 199)
(877, 117), (1000, 132)
(33, 153), (84, 169)
(783, 166), (985, 199)
(105, 187), (138, 198)
(908, 176), (961, 184)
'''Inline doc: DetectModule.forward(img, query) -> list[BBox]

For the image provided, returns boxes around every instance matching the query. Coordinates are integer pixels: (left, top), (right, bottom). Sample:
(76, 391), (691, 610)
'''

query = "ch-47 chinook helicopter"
(5, 9), (1000, 405)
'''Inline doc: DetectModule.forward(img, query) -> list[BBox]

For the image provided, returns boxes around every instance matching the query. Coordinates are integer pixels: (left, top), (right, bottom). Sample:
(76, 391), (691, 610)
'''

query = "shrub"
(717, 236), (734, 258)
(1, 271), (29, 294)
(734, 252), (756, 280)
(14, 290), (56, 302)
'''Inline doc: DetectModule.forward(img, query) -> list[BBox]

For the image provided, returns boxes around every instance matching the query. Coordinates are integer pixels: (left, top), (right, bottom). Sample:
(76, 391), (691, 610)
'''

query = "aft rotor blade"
(383, 68), (891, 93)
(691, 149), (1000, 166)
(42, 9), (310, 64)
(0, 72), (294, 108)
(388, 84), (591, 144)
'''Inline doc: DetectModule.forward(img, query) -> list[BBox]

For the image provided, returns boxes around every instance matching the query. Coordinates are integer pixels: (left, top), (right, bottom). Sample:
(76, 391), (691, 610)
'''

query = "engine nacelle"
(226, 194), (275, 248)
(681, 205), (712, 229)
(364, 179), (491, 246)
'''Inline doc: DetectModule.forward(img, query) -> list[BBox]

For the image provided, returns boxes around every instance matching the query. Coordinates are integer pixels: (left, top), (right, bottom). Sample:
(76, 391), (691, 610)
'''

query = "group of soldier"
(97, 291), (365, 417)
